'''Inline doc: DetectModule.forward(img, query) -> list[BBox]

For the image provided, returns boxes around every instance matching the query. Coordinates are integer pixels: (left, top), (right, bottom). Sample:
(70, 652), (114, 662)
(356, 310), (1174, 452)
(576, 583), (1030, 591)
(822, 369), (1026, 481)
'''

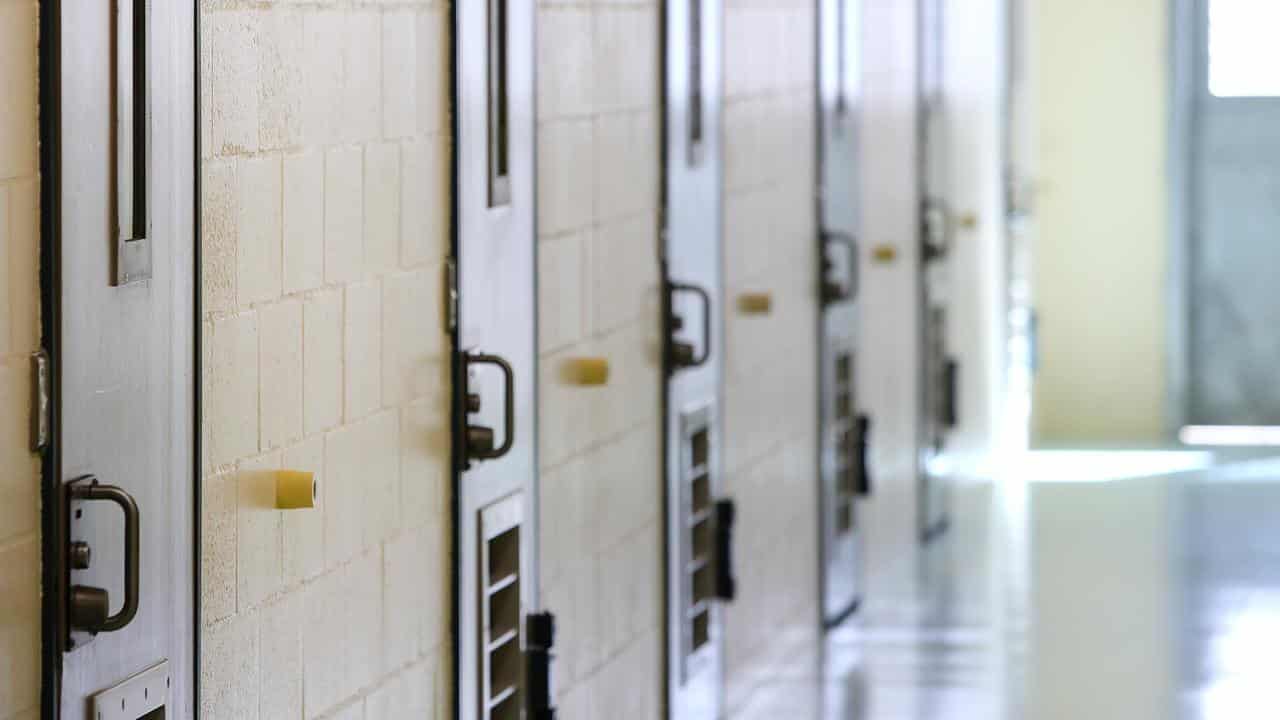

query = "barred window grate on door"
(834, 353), (858, 535)
(480, 496), (524, 720)
(682, 409), (715, 668)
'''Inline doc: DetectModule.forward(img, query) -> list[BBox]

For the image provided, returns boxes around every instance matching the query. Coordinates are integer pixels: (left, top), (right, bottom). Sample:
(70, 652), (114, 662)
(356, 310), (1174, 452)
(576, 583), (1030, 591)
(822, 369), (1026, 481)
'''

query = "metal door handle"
(855, 415), (872, 497)
(69, 480), (140, 633)
(466, 353), (515, 461)
(822, 231), (858, 305)
(668, 281), (712, 370)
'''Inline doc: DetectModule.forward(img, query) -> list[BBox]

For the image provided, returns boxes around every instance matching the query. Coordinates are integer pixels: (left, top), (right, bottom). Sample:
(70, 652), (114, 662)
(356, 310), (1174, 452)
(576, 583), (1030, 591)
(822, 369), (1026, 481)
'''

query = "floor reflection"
(730, 452), (1280, 719)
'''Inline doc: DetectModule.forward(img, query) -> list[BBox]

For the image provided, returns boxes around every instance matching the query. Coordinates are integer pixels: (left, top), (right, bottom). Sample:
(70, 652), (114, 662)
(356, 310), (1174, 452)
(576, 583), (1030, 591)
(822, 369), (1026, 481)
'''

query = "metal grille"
(480, 497), (523, 719)
(834, 352), (858, 535)
(682, 409), (715, 665)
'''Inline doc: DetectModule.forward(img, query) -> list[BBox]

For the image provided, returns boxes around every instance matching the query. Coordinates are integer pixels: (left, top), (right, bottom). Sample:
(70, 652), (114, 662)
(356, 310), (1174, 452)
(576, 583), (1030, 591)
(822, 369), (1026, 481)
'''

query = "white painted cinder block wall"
(535, 0), (666, 717)
(0, 0), (41, 718)
(721, 0), (822, 709)
(199, 2), (453, 718)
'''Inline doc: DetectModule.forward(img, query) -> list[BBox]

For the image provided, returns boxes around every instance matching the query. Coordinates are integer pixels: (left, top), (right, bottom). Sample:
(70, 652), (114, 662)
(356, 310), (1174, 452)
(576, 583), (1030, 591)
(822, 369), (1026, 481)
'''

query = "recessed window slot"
(688, 0), (704, 165)
(487, 0), (511, 206)
(692, 473), (710, 513)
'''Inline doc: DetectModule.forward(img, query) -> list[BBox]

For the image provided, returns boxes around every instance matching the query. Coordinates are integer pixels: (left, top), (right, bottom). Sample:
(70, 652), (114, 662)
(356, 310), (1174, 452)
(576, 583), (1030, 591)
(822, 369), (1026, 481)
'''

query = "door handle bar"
(70, 479), (140, 633)
(669, 281), (712, 369)
(467, 353), (516, 460)
(822, 231), (858, 305)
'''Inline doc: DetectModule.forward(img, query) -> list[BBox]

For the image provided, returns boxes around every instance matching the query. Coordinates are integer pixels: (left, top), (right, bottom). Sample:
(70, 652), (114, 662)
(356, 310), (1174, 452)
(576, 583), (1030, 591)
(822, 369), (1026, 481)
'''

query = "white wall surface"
(859, 0), (924, 617)
(1026, 0), (1169, 445)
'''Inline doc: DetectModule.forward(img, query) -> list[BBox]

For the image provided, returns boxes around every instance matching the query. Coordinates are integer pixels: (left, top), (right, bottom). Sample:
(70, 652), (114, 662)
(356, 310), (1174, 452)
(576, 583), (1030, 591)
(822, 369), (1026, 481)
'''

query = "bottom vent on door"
(480, 495), (524, 719)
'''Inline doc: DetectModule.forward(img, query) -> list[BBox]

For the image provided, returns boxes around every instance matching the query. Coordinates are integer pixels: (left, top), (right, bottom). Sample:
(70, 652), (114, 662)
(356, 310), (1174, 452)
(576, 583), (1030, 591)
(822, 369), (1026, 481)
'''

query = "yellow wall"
(1030, 0), (1169, 444)
(0, 0), (41, 717)
(199, 3), (453, 717)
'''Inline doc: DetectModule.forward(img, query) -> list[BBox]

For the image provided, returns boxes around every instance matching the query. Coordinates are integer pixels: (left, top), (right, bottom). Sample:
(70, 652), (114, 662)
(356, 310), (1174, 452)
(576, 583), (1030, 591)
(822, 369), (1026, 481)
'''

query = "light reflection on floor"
(728, 452), (1280, 719)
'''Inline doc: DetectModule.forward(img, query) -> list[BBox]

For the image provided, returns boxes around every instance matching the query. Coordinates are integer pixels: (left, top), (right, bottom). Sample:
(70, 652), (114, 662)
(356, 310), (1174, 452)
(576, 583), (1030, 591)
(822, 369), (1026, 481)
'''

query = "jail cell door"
(47, 1), (197, 717)
(1184, 0), (1280, 425)
(663, 1), (732, 718)
(455, 2), (551, 720)
(818, 0), (869, 626)
(917, 0), (954, 542)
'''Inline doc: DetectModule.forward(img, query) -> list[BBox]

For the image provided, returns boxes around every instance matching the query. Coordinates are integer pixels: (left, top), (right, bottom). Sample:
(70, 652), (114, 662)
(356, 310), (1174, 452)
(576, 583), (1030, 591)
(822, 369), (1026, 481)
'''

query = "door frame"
(1166, 0), (1197, 436)
(37, 2), (203, 715)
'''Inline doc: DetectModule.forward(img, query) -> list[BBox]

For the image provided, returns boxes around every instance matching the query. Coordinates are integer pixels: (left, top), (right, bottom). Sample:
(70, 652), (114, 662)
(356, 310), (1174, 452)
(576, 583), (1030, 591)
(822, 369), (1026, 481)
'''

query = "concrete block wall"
(534, 1), (666, 717)
(199, 2), (453, 718)
(720, 0), (822, 710)
(0, 0), (41, 718)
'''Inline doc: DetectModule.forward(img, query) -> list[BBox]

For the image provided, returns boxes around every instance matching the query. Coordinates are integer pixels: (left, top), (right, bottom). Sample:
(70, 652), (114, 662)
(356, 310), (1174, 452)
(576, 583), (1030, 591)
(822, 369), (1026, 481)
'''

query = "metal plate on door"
(91, 660), (170, 720)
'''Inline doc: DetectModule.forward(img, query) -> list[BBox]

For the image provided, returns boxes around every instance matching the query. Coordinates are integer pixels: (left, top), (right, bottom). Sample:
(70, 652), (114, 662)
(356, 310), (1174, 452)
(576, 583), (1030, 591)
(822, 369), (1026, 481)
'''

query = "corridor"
(5, 0), (1280, 718)
(733, 452), (1280, 720)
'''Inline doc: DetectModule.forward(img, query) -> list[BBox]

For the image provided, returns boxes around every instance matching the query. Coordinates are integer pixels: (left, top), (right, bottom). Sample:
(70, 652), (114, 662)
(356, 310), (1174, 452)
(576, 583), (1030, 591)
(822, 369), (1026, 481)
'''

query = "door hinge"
(445, 258), (459, 334)
(30, 350), (50, 453)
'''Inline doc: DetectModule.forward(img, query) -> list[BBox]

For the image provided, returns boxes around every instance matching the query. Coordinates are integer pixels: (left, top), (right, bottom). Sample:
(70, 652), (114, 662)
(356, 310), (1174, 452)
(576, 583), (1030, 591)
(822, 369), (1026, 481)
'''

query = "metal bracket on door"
(526, 612), (557, 720)
(855, 415), (872, 497)
(666, 281), (712, 372)
(63, 475), (141, 650)
(713, 499), (736, 601)
(29, 350), (50, 452)
(91, 660), (170, 720)
(941, 359), (959, 429)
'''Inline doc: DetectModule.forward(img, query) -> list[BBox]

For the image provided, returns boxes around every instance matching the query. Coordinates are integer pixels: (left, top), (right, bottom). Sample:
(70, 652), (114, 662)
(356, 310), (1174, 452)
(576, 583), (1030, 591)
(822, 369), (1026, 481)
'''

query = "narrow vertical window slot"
(118, 0), (148, 242)
(688, 0), (704, 164)
(488, 0), (511, 206)
(836, 0), (848, 117)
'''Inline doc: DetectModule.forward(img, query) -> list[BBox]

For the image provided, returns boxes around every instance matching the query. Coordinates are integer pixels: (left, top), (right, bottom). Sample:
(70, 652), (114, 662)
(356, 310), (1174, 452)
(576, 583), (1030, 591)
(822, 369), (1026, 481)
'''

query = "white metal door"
(663, 1), (729, 717)
(818, 0), (868, 626)
(455, 2), (548, 719)
(917, 0), (954, 542)
(49, 0), (196, 717)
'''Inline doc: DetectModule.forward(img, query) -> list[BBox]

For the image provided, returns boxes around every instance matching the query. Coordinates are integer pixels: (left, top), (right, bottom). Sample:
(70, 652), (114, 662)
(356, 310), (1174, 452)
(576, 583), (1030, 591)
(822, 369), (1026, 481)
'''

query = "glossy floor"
(730, 451), (1280, 719)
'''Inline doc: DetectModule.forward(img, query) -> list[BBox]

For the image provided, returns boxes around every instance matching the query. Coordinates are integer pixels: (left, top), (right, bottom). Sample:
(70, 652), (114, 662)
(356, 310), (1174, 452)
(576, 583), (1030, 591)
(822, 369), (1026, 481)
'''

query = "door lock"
(855, 415), (872, 497)
(463, 353), (515, 463)
(666, 281), (712, 373)
(64, 476), (141, 646)
(713, 499), (736, 602)
(526, 612), (557, 720)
